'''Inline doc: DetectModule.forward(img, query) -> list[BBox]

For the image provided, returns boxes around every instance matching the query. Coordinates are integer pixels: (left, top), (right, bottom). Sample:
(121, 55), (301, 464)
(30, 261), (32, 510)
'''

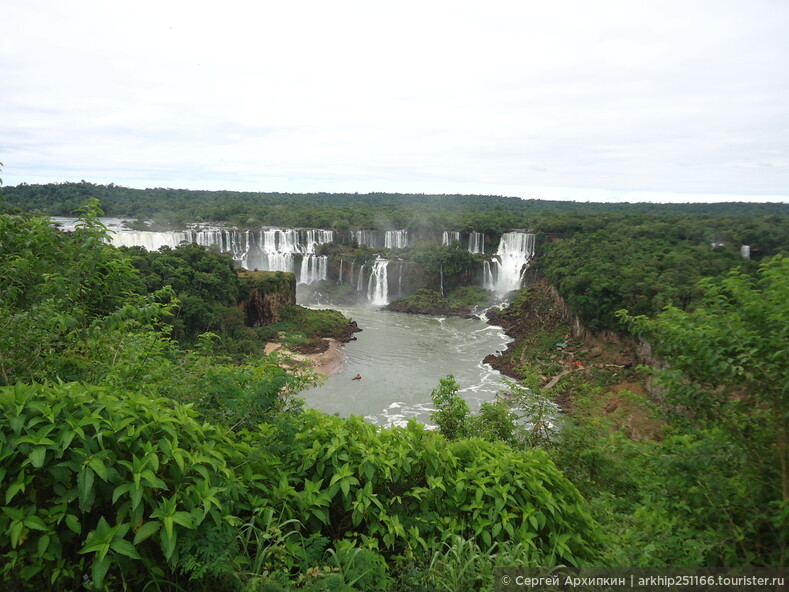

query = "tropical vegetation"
(1, 184), (788, 589)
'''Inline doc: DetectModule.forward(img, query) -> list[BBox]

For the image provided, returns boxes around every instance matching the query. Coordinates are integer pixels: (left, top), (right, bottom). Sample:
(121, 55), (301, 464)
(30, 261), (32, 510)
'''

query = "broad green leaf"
(112, 483), (132, 504)
(133, 521), (160, 545)
(23, 515), (47, 531)
(110, 538), (141, 559)
(5, 481), (25, 504)
(161, 529), (177, 561)
(171, 511), (194, 529)
(29, 446), (47, 469)
(91, 555), (111, 588)
(10, 520), (24, 548)
(65, 514), (82, 534)
(77, 467), (94, 511)
(88, 457), (108, 481)
(131, 483), (143, 510)
(37, 533), (50, 555)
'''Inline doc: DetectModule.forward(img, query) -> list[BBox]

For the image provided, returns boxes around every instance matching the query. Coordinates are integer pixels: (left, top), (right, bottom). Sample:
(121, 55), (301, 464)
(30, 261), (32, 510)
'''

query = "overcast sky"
(2, 0), (788, 203)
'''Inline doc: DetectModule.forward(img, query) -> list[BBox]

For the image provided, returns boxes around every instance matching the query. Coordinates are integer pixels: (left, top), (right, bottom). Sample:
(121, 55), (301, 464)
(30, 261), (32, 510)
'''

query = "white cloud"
(2, 0), (787, 202)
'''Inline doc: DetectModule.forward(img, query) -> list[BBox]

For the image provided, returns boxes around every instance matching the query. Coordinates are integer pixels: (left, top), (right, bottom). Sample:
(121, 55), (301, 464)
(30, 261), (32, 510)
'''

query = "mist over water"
(301, 305), (512, 427)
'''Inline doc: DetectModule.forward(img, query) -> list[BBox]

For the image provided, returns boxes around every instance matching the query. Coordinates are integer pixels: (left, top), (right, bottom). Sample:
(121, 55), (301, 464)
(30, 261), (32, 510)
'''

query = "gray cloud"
(1, 0), (787, 203)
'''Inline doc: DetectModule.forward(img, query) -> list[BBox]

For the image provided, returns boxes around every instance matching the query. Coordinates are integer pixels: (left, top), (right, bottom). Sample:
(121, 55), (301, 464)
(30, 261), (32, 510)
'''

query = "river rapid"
(301, 305), (512, 427)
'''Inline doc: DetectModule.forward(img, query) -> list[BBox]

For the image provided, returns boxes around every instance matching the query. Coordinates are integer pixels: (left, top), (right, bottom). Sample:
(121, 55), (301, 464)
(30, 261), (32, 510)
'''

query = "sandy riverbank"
(264, 338), (347, 378)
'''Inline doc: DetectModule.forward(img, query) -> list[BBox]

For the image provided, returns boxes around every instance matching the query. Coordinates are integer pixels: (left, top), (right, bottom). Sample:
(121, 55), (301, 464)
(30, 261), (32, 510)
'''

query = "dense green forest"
(3, 181), (789, 333)
(1, 184), (788, 589)
(3, 180), (787, 232)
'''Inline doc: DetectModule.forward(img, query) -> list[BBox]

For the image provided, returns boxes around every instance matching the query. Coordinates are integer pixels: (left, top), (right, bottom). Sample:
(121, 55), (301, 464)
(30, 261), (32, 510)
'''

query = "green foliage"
(387, 289), (465, 315)
(6, 182), (787, 234)
(388, 287), (491, 315)
(257, 305), (354, 345)
(430, 377), (470, 440)
(446, 285), (492, 307)
(124, 242), (246, 343)
(250, 410), (602, 568)
(0, 381), (247, 590)
(430, 377), (557, 449)
(160, 346), (314, 432)
(303, 541), (392, 592)
(0, 208), (178, 386)
(617, 255), (789, 564)
(244, 270), (295, 295)
(540, 221), (748, 330)
(619, 255), (788, 429)
(0, 386), (599, 588)
(10, 199), (788, 581)
(407, 242), (476, 276)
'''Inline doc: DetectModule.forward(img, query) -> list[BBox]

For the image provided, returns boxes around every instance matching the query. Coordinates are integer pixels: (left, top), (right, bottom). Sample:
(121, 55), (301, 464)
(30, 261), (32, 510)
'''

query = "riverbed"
(301, 305), (512, 427)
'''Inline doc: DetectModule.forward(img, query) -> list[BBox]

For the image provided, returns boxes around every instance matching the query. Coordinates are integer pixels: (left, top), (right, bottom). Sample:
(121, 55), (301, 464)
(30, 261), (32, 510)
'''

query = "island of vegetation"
(1, 182), (787, 590)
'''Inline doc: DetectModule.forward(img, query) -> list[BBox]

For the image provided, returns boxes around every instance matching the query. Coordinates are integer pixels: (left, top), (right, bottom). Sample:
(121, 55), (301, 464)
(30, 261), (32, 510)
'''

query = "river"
(300, 305), (512, 427)
(49, 217), (518, 427)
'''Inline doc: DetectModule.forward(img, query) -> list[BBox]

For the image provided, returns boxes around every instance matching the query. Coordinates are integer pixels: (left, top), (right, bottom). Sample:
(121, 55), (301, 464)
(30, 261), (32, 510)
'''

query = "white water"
(302, 306), (512, 427)
(299, 254), (328, 284)
(442, 231), (460, 246)
(484, 232), (536, 299)
(384, 230), (408, 249)
(107, 225), (333, 284)
(355, 230), (379, 248)
(367, 258), (389, 305)
(468, 231), (485, 254)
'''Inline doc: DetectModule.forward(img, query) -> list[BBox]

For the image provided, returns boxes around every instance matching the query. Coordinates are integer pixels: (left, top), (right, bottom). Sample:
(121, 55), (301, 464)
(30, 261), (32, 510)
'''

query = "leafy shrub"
(0, 381), (248, 590)
(251, 410), (602, 567)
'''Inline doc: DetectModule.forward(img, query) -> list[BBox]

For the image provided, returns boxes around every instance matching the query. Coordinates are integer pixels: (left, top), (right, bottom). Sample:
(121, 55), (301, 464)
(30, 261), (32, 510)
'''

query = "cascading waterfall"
(356, 230), (379, 248)
(367, 258), (389, 305)
(483, 232), (536, 299)
(108, 226), (333, 284)
(398, 260), (403, 297)
(299, 254), (328, 284)
(468, 231), (485, 254)
(109, 230), (191, 251)
(338, 259), (344, 284)
(442, 231), (460, 246)
(384, 230), (408, 249)
(356, 264), (367, 292)
(349, 261), (355, 287)
(439, 265), (444, 297)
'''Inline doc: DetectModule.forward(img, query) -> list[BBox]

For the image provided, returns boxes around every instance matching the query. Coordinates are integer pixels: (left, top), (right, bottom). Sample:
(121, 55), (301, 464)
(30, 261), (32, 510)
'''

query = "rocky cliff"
(239, 271), (296, 326)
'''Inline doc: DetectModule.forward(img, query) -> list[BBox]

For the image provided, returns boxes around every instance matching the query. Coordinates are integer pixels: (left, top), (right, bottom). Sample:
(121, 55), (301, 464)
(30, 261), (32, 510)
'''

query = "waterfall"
(109, 230), (191, 251)
(398, 260), (403, 298)
(299, 254), (327, 284)
(108, 226), (333, 284)
(439, 265), (444, 297)
(384, 230), (408, 249)
(484, 232), (536, 298)
(483, 261), (493, 291)
(367, 258), (389, 305)
(740, 245), (751, 259)
(468, 231), (485, 254)
(356, 230), (379, 248)
(349, 261), (355, 287)
(442, 231), (460, 247)
(338, 259), (344, 284)
(356, 264), (366, 292)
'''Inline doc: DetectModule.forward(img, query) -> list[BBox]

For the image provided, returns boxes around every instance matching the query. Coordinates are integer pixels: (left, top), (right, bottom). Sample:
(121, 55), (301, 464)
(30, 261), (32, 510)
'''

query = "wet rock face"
(239, 271), (296, 326)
